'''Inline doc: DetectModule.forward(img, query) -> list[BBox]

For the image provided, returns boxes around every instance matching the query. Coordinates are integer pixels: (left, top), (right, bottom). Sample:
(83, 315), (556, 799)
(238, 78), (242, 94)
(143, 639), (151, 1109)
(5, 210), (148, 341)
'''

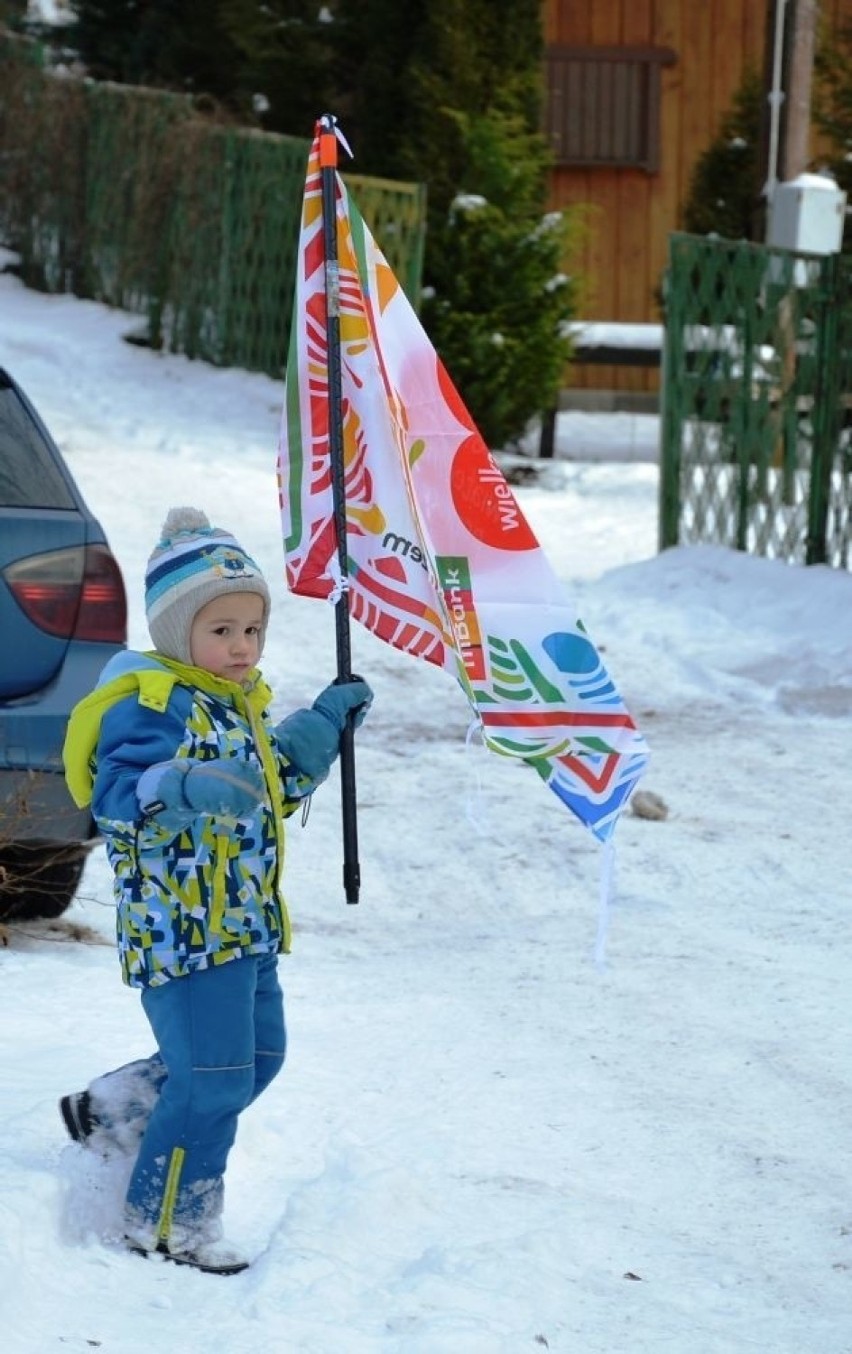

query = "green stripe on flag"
(284, 316), (305, 555)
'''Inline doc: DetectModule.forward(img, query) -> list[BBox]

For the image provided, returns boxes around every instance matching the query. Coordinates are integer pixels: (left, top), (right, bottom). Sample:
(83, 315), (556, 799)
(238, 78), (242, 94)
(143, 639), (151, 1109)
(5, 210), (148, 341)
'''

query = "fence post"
(807, 252), (841, 566)
(658, 241), (684, 551)
(734, 275), (756, 553)
(538, 407), (557, 458)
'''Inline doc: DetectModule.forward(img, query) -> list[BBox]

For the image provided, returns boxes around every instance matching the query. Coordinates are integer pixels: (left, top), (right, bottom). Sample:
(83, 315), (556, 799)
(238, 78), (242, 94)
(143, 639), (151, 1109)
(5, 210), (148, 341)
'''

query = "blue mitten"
(275, 677), (373, 783)
(313, 677), (373, 732)
(137, 757), (266, 830)
(274, 710), (339, 784)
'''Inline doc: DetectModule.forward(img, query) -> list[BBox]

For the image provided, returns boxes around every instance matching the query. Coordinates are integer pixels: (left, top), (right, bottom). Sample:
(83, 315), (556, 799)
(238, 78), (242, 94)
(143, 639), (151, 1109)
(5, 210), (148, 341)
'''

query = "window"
(545, 46), (676, 173)
(0, 379), (75, 508)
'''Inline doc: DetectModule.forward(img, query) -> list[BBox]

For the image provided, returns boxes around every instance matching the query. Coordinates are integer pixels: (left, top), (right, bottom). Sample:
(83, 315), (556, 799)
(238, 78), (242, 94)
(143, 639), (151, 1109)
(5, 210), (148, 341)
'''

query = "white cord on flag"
(460, 719), (619, 967)
(334, 123), (354, 160)
(463, 718), (490, 834)
(325, 554), (349, 606)
(593, 839), (617, 969)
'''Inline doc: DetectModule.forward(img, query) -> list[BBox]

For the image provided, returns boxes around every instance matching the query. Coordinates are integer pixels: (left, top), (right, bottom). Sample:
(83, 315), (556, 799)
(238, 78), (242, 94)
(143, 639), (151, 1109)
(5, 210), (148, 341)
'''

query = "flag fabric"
(277, 129), (648, 843)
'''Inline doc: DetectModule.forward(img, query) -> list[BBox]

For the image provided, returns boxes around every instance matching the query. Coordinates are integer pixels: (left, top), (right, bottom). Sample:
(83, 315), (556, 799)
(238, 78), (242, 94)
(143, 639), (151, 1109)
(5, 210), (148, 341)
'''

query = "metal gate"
(660, 233), (852, 570)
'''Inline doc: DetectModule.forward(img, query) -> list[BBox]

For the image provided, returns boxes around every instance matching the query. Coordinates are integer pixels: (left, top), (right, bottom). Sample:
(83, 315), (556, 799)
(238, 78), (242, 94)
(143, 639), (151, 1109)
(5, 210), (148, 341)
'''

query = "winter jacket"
(63, 651), (307, 989)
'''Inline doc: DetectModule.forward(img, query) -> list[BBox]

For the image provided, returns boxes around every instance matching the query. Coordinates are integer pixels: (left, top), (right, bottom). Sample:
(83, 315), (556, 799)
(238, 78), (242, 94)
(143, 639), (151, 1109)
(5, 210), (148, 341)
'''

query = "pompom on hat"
(145, 507), (271, 665)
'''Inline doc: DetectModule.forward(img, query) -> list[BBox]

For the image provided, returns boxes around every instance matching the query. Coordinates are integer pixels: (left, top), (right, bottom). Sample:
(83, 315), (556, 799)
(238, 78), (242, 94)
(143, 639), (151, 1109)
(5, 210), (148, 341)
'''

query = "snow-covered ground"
(2, 257), (852, 1354)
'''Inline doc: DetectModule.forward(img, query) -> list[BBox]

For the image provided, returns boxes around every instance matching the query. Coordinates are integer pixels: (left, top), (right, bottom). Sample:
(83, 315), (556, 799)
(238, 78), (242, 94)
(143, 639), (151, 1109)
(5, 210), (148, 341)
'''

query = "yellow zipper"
(208, 834), (228, 937)
(244, 701), (292, 953)
(156, 1145), (186, 1247)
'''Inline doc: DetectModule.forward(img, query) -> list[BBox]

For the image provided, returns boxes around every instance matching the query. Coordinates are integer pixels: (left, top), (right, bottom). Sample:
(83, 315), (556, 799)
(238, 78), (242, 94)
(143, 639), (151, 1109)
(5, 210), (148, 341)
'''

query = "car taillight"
(74, 544), (128, 642)
(4, 544), (127, 643)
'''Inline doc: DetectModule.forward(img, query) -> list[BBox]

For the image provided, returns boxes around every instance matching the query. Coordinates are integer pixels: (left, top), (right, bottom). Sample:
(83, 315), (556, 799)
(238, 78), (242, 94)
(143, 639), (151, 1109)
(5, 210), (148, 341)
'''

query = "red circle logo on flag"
(449, 435), (538, 551)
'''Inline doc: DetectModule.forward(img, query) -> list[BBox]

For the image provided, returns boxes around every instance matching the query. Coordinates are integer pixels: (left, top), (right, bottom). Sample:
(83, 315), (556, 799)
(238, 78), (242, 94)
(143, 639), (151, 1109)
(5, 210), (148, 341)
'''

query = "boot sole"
(125, 1238), (249, 1276)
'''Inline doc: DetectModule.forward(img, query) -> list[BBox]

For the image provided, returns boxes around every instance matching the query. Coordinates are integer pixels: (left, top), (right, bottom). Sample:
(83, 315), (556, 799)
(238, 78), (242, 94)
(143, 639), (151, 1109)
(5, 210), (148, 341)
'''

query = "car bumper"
(0, 766), (95, 843)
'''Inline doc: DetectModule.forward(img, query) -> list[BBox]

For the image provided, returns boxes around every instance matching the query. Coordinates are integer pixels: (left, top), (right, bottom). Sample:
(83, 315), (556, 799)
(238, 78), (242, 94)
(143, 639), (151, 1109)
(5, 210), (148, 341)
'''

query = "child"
(61, 507), (372, 1275)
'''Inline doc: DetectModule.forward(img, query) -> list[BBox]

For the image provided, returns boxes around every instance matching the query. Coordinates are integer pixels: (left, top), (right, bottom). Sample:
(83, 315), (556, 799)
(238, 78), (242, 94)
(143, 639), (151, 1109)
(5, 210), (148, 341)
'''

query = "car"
(0, 365), (127, 922)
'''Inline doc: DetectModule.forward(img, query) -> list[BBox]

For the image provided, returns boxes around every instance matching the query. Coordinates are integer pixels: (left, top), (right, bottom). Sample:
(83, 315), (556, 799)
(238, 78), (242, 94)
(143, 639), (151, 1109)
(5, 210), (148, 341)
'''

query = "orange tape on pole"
(319, 130), (337, 169)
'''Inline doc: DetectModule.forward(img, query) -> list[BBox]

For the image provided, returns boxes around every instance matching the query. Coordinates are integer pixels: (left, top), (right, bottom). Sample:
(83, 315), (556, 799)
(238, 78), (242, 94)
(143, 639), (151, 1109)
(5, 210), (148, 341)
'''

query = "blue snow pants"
(121, 952), (286, 1246)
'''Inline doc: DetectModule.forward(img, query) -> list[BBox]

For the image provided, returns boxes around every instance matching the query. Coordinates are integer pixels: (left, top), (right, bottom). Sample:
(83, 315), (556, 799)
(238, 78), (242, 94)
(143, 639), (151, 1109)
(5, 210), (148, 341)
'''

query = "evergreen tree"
(421, 111), (576, 449)
(0, 1), (27, 28)
(333, 0), (430, 177)
(814, 20), (852, 232)
(59, 0), (339, 127)
(682, 69), (764, 240)
(339, 0), (578, 448)
(218, 0), (341, 134)
(60, 1), (245, 105)
(342, 0), (543, 228)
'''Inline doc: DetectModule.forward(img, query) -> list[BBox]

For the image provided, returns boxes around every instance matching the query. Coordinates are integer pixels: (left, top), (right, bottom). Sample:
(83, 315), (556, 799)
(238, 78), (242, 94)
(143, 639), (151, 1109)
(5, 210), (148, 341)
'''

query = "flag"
(277, 128), (648, 843)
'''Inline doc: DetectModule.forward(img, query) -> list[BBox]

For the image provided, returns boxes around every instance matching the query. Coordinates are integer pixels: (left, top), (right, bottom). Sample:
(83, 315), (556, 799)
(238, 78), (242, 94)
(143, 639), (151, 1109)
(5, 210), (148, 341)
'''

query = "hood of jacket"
(63, 650), (271, 809)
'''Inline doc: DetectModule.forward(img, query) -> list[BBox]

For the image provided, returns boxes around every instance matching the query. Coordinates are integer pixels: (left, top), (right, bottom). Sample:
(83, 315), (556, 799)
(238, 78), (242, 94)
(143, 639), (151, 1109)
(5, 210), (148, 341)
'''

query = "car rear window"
(0, 378), (76, 509)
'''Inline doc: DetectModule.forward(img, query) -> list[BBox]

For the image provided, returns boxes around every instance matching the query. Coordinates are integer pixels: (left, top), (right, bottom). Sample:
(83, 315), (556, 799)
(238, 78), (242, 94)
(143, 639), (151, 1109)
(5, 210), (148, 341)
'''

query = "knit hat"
(145, 507), (271, 665)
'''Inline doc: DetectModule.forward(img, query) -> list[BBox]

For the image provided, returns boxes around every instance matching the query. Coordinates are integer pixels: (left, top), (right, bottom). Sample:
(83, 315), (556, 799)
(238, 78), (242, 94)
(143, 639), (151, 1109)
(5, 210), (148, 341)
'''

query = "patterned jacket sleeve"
(91, 688), (194, 846)
(262, 708), (323, 809)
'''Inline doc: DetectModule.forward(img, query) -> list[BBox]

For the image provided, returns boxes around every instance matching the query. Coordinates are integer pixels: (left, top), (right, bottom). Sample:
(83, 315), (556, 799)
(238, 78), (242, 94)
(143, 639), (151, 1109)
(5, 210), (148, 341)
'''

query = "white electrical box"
(767, 174), (847, 254)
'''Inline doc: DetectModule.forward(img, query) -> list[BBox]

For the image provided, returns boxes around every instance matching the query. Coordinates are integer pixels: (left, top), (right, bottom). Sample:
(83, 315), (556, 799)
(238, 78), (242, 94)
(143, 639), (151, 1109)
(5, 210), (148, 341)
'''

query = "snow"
(2, 254), (852, 1353)
(519, 411), (659, 464)
(563, 321), (776, 373)
(566, 321), (664, 350)
(26, 0), (72, 25)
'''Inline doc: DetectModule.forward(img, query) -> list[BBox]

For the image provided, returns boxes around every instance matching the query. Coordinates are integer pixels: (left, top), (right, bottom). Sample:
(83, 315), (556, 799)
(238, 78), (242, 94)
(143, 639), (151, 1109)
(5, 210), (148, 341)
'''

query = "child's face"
(189, 591), (265, 681)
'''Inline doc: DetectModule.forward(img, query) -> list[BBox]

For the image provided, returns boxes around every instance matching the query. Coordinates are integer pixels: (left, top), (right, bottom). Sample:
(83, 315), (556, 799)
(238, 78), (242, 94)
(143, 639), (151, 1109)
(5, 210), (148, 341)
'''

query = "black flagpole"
(318, 112), (360, 904)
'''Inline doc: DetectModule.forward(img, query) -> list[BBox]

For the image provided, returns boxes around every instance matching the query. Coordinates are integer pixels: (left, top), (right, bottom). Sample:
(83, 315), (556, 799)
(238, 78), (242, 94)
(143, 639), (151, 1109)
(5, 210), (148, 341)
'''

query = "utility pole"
(760, 0), (820, 239)
(780, 0), (818, 181)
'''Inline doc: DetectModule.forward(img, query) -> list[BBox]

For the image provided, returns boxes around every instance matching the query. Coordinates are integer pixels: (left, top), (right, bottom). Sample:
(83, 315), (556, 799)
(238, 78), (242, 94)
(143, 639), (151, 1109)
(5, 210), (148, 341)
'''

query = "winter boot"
(59, 1059), (162, 1157)
(59, 1090), (98, 1147)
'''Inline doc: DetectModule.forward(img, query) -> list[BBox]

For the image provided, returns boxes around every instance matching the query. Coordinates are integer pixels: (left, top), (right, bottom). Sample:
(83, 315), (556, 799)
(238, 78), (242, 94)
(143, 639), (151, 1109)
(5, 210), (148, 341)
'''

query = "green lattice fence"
(0, 35), (426, 379)
(660, 233), (852, 571)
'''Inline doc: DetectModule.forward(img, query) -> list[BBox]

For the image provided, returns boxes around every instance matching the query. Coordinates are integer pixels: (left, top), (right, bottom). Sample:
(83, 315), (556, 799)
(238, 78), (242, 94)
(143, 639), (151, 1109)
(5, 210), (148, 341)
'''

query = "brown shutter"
(546, 46), (676, 173)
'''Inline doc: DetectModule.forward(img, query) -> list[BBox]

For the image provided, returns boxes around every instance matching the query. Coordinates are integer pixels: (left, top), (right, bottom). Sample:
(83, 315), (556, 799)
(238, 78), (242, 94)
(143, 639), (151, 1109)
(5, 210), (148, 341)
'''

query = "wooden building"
(544, 0), (852, 395)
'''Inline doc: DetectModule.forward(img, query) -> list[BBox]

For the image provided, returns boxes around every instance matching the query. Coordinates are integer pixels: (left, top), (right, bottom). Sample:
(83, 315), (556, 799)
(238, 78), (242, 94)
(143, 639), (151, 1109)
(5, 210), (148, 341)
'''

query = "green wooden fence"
(660, 233), (852, 571)
(0, 34), (426, 380)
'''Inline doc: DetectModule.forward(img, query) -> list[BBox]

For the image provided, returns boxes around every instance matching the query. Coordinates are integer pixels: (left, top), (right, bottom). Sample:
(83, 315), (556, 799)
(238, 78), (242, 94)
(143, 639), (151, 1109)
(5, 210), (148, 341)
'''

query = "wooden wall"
(545, 0), (852, 391)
